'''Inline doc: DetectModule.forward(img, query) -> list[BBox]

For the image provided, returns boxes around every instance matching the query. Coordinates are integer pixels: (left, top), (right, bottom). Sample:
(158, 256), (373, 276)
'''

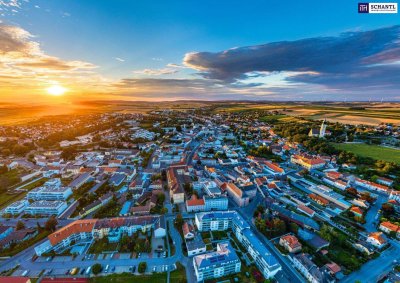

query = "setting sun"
(47, 85), (67, 96)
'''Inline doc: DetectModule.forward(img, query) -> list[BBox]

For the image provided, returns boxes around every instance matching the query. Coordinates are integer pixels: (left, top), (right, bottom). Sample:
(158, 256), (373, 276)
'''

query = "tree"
(138, 262), (147, 273)
(61, 147), (77, 161)
(16, 220), (25, 231)
(382, 203), (395, 216)
(45, 216), (58, 232)
(175, 213), (184, 227)
(92, 263), (102, 275)
(345, 187), (358, 197)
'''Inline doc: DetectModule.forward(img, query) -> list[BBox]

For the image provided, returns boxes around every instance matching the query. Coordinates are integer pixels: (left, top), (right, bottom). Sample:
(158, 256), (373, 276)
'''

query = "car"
(111, 266), (115, 272)
(153, 266), (156, 272)
(46, 257), (52, 262)
(132, 266), (136, 273)
(137, 253), (141, 258)
(129, 266), (133, 271)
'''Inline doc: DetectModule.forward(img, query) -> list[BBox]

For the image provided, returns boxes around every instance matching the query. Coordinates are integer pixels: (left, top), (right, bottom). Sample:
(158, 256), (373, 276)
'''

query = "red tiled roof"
(48, 219), (97, 246)
(0, 277), (30, 283)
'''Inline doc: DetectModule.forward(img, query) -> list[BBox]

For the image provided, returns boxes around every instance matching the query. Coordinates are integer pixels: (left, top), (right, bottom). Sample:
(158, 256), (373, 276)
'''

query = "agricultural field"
(332, 143), (400, 163)
(213, 102), (400, 126)
(0, 100), (208, 125)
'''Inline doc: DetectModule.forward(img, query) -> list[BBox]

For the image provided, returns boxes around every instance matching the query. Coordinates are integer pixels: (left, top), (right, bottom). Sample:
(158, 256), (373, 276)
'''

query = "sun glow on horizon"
(47, 85), (67, 96)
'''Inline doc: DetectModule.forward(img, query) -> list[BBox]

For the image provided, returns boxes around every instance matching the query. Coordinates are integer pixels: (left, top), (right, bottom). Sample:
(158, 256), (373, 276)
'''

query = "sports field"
(333, 143), (400, 163)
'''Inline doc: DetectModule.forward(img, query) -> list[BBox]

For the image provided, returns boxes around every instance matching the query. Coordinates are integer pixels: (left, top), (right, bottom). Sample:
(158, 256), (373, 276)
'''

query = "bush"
(92, 263), (102, 275)
(138, 262), (147, 273)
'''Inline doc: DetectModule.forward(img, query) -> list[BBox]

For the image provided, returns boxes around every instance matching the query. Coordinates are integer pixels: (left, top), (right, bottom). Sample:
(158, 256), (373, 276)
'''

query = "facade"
(167, 165), (192, 204)
(193, 242), (241, 282)
(367, 232), (387, 249)
(35, 215), (165, 255)
(27, 186), (72, 201)
(291, 155), (326, 170)
(292, 253), (335, 283)
(3, 200), (29, 216)
(195, 211), (281, 279)
(223, 183), (249, 207)
(354, 178), (389, 194)
(186, 195), (228, 212)
(279, 235), (302, 253)
(25, 200), (67, 216)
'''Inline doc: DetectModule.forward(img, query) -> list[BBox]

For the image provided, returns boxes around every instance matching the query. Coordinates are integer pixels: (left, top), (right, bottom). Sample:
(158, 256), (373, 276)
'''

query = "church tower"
(319, 119), (327, 137)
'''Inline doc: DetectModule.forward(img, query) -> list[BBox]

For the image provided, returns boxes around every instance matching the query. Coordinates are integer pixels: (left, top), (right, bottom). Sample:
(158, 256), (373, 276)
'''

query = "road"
(236, 207), (306, 283)
(0, 215), (196, 282)
(342, 239), (400, 283)
(363, 193), (386, 233)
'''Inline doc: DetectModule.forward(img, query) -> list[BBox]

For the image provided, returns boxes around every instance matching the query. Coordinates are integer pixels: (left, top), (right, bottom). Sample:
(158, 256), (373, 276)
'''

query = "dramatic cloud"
(184, 25), (400, 94)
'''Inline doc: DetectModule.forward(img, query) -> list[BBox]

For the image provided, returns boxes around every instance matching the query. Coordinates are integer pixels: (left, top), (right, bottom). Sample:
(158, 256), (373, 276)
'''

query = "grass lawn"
(90, 272), (167, 283)
(169, 262), (186, 282)
(0, 178), (48, 209)
(88, 239), (119, 254)
(259, 114), (287, 122)
(0, 230), (51, 257)
(332, 143), (400, 163)
(90, 264), (186, 283)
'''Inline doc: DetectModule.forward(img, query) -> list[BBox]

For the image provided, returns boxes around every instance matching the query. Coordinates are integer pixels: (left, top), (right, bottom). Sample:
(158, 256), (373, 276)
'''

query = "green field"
(90, 263), (186, 283)
(333, 143), (400, 163)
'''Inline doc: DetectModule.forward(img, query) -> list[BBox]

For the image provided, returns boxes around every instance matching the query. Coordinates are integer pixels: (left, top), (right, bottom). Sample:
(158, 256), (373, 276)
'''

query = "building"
(186, 196), (205, 212)
(204, 196), (228, 211)
(379, 221), (400, 236)
(68, 173), (92, 190)
(187, 235), (207, 257)
(354, 178), (389, 194)
(27, 186), (72, 201)
(25, 200), (67, 216)
(291, 154), (326, 170)
(182, 222), (195, 239)
(308, 119), (328, 138)
(186, 195), (228, 212)
(193, 242), (241, 282)
(167, 165), (192, 204)
(350, 206), (364, 218)
(35, 215), (165, 255)
(376, 177), (394, 187)
(195, 211), (281, 279)
(0, 277), (31, 283)
(292, 253), (335, 283)
(222, 182), (249, 207)
(366, 232), (387, 249)
(3, 200), (29, 216)
(279, 234), (302, 253)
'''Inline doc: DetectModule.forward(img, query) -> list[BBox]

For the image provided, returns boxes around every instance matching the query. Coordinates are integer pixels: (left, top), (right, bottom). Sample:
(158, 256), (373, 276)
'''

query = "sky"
(0, 0), (399, 103)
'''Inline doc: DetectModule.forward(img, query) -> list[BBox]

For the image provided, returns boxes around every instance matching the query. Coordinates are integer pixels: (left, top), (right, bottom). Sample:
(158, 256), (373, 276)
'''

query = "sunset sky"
(0, 0), (399, 103)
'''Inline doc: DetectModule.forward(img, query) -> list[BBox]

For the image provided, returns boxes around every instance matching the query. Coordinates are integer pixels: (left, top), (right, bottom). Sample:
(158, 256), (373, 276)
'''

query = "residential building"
(25, 200), (67, 216)
(292, 253), (335, 283)
(35, 215), (165, 255)
(193, 242), (241, 282)
(195, 211), (281, 279)
(367, 232), (387, 249)
(3, 200), (29, 216)
(27, 186), (72, 201)
(291, 154), (326, 170)
(279, 234), (302, 253)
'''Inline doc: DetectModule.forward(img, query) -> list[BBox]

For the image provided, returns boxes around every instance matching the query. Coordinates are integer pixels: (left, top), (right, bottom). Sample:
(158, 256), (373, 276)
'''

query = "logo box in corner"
(358, 2), (398, 13)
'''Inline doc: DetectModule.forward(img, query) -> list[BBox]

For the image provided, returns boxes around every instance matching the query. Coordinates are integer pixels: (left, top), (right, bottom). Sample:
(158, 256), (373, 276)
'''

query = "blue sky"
(0, 0), (399, 101)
